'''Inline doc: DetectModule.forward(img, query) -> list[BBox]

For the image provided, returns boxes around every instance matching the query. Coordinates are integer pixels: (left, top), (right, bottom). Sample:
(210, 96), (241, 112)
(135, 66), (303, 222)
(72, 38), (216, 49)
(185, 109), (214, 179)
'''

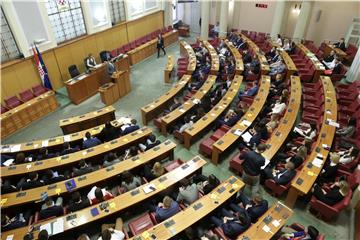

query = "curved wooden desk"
(1, 156), (206, 240)
(164, 55), (175, 83)
(269, 41), (298, 80)
(323, 43), (347, 60)
(202, 40), (220, 74)
(237, 202), (293, 240)
(59, 106), (116, 134)
(212, 75), (271, 165)
(285, 76), (337, 208)
(160, 75), (217, 136)
(1, 118), (128, 155)
(1, 91), (58, 140)
(179, 41), (196, 74)
(183, 75), (243, 149)
(296, 43), (325, 81)
(224, 40), (244, 75)
(1, 127), (152, 178)
(262, 75), (302, 163)
(1, 140), (176, 209)
(239, 33), (270, 74)
(130, 176), (245, 240)
(141, 75), (191, 125)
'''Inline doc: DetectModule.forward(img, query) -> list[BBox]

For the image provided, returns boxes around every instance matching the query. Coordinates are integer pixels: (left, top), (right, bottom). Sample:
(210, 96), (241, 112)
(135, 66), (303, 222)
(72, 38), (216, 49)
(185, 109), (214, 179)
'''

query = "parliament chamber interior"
(1, 0), (360, 240)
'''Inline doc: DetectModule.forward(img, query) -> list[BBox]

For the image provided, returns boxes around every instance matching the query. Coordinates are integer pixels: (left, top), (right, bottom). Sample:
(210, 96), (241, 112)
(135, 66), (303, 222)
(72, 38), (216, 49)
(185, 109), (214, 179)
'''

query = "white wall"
(124, 0), (162, 21)
(82, 0), (112, 34)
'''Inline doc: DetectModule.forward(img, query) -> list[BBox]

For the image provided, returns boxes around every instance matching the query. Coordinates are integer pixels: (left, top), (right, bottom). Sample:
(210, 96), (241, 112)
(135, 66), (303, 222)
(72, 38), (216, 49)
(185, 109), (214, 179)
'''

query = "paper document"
(241, 132), (253, 143)
(233, 129), (242, 136)
(261, 158), (270, 169)
(42, 140), (49, 147)
(262, 225), (271, 232)
(63, 135), (71, 142)
(143, 184), (156, 194)
(327, 119), (339, 128)
(52, 218), (64, 235)
(272, 220), (280, 227)
(3, 159), (14, 167)
(40, 223), (52, 235)
(312, 158), (323, 168)
(5, 235), (14, 240)
(242, 120), (251, 127)
(10, 144), (21, 152)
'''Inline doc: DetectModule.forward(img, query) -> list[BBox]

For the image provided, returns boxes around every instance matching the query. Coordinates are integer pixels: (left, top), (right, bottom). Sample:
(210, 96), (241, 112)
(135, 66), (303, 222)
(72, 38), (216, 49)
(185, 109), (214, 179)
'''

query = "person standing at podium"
(106, 60), (116, 76)
(85, 53), (97, 70)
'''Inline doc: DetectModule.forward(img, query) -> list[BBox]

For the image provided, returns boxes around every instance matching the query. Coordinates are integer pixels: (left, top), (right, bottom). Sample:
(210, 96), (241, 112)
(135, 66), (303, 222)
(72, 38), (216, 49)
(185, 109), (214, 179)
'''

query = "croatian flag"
(32, 45), (53, 90)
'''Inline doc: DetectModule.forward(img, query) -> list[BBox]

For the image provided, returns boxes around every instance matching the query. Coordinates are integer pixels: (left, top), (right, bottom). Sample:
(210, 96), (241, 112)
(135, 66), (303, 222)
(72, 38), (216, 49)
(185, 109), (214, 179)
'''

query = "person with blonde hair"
(317, 153), (340, 184)
(143, 162), (165, 180)
(312, 180), (350, 206)
(266, 113), (279, 133)
(155, 196), (180, 222)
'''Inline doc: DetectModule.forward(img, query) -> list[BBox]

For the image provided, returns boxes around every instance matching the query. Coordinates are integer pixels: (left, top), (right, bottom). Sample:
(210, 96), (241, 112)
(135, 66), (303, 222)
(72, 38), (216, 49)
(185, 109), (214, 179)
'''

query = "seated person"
(336, 117), (356, 149)
(166, 96), (182, 113)
(317, 153), (340, 185)
(85, 53), (97, 70)
(143, 162), (165, 181)
(331, 58), (342, 74)
(102, 152), (121, 167)
(197, 174), (220, 194)
(266, 113), (279, 133)
(41, 169), (66, 185)
(323, 50), (335, 63)
(270, 97), (287, 116)
(87, 186), (114, 205)
(1, 210), (32, 231)
(242, 50), (252, 64)
(280, 145), (308, 169)
(68, 191), (90, 212)
(312, 180), (349, 205)
(269, 59), (286, 76)
(99, 122), (119, 142)
(333, 38), (346, 52)
(216, 109), (242, 128)
(269, 50), (280, 64)
(210, 208), (251, 238)
(176, 178), (199, 205)
(15, 152), (29, 165)
(238, 82), (258, 99)
(39, 197), (64, 219)
(265, 47), (276, 60)
(37, 147), (57, 161)
(229, 192), (268, 222)
(138, 134), (160, 152)
(82, 132), (102, 149)
(263, 162), (296, 185)
(73, 160), (94, 177)
(287, 41), (296, 54)
(155, 196), (180, 222)
(61, 142), (79, 155)
(247, 120), (269, 148)
(338, 147), (359, 165)
(18, 172), (44, 190)
(122, 145), (140, 160)
(179, 114), (194, 133)
(120, 171), (141, 192)
(283, 39), (291, 51)
(1, 178), (17, 194)
(281, 225), (319, 240)
(293, 122), (317, 142)
(190, 106), (206, 122)
(120, 119), (139, 135)
(98, 217), (125, 240)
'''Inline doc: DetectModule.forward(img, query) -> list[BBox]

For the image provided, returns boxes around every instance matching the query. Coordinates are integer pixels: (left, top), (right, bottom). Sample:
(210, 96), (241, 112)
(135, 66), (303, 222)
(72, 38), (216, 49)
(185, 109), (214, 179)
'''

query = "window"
(45, 0), (86, 43)
(1, 7), (21, 63)
(109, 0), (126, 25)
(172, 0), (177, 22)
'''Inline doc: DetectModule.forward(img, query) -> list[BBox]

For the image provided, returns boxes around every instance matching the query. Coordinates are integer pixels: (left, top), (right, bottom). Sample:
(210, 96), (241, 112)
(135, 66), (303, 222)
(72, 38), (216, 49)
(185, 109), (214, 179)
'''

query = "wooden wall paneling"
(13, 59), (41, 94)
(2, 67), (21, 102)
(41, 51), (64, 90)
(54, 46), (74, 81)
(82, 36), (99, 63)
(69, 40), (88, 74)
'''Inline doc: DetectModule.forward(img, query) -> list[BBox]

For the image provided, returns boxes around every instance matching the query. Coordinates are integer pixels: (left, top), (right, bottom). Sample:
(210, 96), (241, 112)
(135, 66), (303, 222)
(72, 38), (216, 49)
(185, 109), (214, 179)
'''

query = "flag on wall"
(32, 45), (53, 90)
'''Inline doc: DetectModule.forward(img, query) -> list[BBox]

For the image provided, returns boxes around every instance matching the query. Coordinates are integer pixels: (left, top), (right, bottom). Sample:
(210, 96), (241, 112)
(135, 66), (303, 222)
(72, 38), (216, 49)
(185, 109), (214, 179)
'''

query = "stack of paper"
(52, 218), (64, 235)
(312, 158), (323, 168)
(143, 184), (156, 194)
(63, 135), (71, 142)
(233, 129), (242, 136)
(242, 120), (251, 127)
(242, 132), (252, 143)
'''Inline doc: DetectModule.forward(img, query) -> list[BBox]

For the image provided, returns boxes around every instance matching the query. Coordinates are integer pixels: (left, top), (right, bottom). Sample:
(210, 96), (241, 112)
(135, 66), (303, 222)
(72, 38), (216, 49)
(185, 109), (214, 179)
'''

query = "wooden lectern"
(99, 82), (119, 105)
(111, 70), (131, 97)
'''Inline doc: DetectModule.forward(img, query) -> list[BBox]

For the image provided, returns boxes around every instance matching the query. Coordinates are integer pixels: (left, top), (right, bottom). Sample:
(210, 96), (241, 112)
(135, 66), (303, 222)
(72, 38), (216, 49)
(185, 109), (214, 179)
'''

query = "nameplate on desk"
(144, 106), (150, 109)
(8, 165), (16, 170)
(193, 156), (200, 162)
(181, 164), (189, 170)
(275, 132), (281, 137)
(93, 127), (100, 130)
(131, 156), (140, 161)
(87, 148), (94, 153)
(296, 178), (303, 185)
(26, 142), (33, 146)
(164, 219), (175, 228)
(48, 184), (57, 190)
(78, 176), (87, 181)
(49, 138), (56, 142)
(164, 140), (171, 145)
(61, 155), (69, 160)
(282, 119), (288, 124)
(307, 162), (313, 169)
(164, 115), (170, 119)
(263, 215), (273, 224)
(66, 214), (77, 221)
(291, 99), (295, 103)
(97, 109), (103, 113)
(193, 202), (203, 210)
(217, 140), (224, 145)
(255, 97), (260, 101)
(250, 107), (255, 111)
(35, 161), (43, 166)
(153, 146), (160, 151)
(321, 133), (326, 138)
(62, 119), (69, 122)
(79, 115), (85, 118)
(131, 189), (140, 196)
(229, 178), (237, 184)
(159, 176), (168, 182)
(315, 147), (321, 153)
(72, 133), (79, 137)
(106, 166), (115, 172)
(275, 204), (283, 212)
(217, 186), (226, 193)
(287, 108), (292, 112)
(16, 192), (26, 198)
(110, 140), (117, 144)
(188, 127), (194, 131)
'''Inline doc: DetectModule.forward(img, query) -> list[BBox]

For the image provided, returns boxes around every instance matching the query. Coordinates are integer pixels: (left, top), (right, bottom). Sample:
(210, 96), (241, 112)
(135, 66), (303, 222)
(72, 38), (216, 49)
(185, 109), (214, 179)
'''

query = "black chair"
(68, 65), (80, 78)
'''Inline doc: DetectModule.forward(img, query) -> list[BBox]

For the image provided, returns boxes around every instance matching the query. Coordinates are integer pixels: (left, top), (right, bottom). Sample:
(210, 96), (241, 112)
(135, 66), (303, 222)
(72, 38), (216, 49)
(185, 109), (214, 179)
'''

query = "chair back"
(68, 65), (80, 78)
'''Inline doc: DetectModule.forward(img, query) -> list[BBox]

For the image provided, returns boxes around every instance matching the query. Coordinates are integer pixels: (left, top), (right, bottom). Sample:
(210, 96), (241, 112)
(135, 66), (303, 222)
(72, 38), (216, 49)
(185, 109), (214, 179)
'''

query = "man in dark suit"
(334, 38), (346, 52)
(332, 58), (342, 75)
(210, 208), (251, 238)
(323, 50), (335, 63)
(82, 132), (102, 149)
(230, 192), (268, 222)
(106, 60), (116, 76)
(39, 197), (64, 220)
(240, 143), (267, 196)
(242, 50), (252, 64)
(18, 172), (44, 190)
(68, 191), (90, 212)
(61, 142), (79, 155)
(98, 122), (120, 142)
(264, 162), (296, 185)
(120, 119), (139, 135)
(73, 160), (94, 177)
(157, 34), (166, 58)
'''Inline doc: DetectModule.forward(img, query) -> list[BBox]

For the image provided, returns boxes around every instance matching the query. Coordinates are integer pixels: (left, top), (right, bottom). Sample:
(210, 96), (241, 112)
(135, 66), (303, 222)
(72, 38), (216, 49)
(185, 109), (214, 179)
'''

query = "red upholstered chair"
(164, 158), (184, 172)
(1, 104), (9, 114)
(264, 178), (292, 197)
(213, 227), (230, 240)
(310, 189), (352, 221)
(173, 130), (184, 142)
(338, 156), (360, 173)
(330, 66), (347, 83)
(19, 89), (35, 102)
(199, 137), (216, 156)
(229, 152), (243, 175)
(4, 95), (23, 109)
(128, 213), (155, 236)
(281, 223), (325, 240)
(153, 117), (162, 130)
(345, 170), (360, 190)
(32, 84), (49, 96)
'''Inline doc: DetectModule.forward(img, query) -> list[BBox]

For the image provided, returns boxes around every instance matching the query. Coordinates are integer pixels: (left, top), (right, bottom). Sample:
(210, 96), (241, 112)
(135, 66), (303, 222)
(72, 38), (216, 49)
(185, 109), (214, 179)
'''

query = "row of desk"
(224, 40), (244, 75)
(59, 106), (116, 134)
(183, 75), (243, 149)
(128, 30), (179, 65)
(296, 43), (325, 82)
(323, 43), (347, 60)
(211, 75), (271, 165)
(1, 156), (207, 240)
(160, 75), (217, 136)
(1, 127), (152, 178)
(179, 41), (197, 74)
(1, 91), (59, 139)
(65, 55), (130, 105)
(141, 75), (192, 125)
(268, 41), (297, 80)
(202, 40), (220, 74)
(1, 140), (176, 209)
(286, 76), (337, 208)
